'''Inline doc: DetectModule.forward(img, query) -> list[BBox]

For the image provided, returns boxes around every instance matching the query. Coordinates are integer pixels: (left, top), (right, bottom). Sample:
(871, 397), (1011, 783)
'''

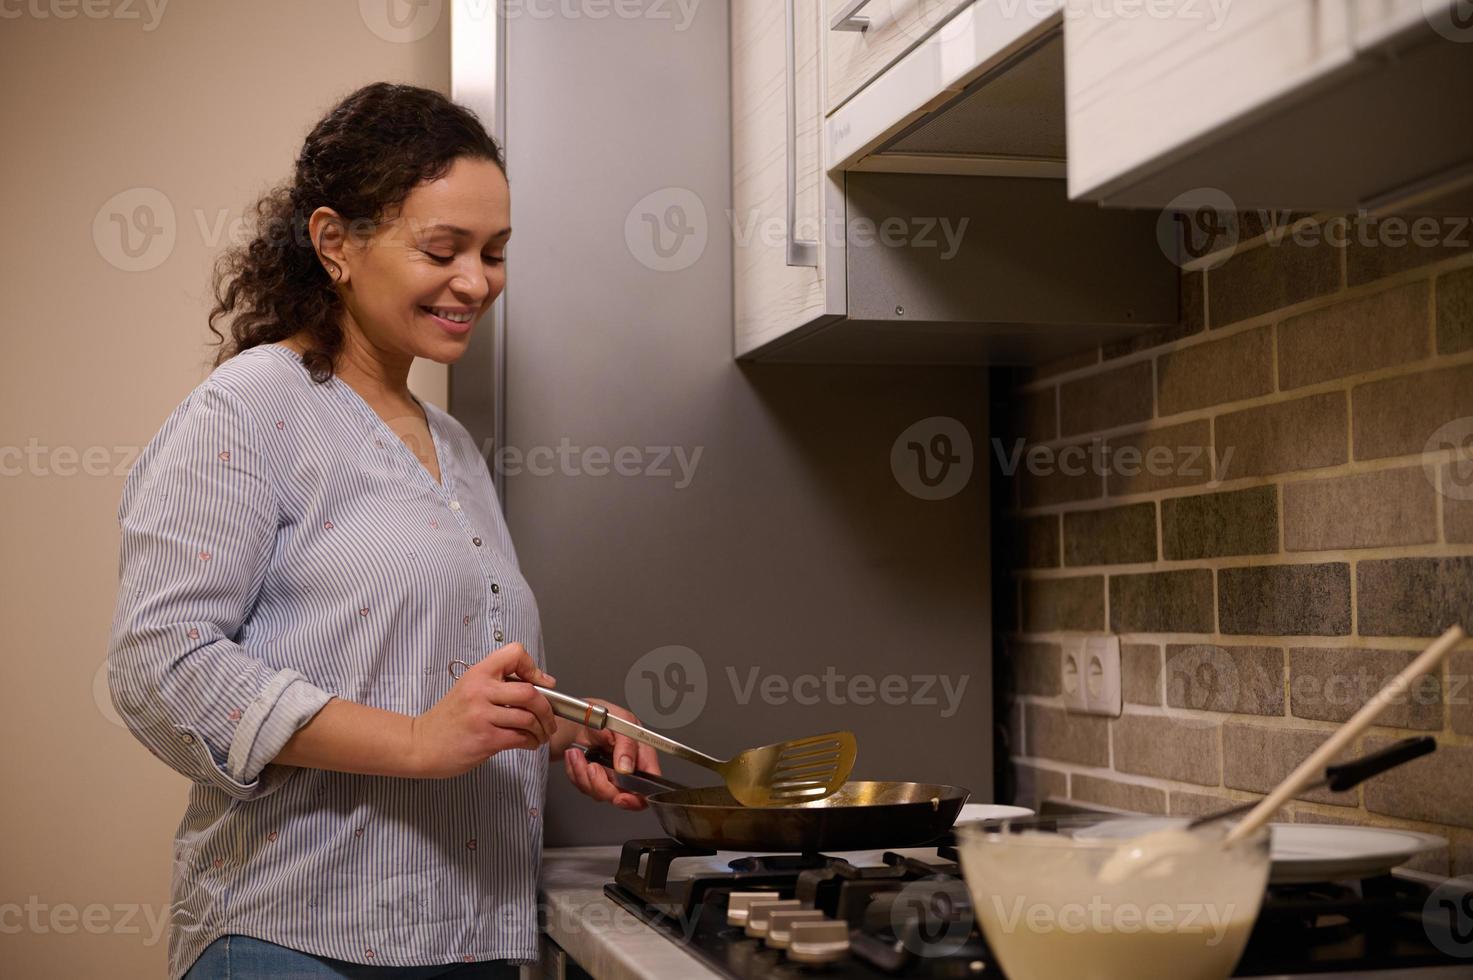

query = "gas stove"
(602, 836), (1473, 979)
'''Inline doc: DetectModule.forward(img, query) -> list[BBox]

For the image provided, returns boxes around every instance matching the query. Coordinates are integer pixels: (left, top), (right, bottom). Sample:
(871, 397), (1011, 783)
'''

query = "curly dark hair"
(208, 82), (505, 384)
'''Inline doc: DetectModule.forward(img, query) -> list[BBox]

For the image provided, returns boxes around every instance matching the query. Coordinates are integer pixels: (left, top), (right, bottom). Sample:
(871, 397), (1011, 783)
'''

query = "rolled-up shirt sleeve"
(107, 380), (334, 801)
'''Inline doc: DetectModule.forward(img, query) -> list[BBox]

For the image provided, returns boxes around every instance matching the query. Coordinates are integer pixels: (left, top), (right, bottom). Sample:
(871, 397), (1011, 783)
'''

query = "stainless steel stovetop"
(604, 836), (1473, 979)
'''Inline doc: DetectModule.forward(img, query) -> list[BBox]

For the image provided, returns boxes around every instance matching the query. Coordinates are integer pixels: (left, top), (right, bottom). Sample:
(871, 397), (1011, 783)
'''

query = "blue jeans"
(184, 935), (522, 979)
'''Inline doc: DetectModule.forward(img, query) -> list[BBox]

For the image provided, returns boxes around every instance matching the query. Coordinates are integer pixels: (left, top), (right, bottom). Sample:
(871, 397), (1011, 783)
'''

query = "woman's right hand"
(409, 643), (559, 779)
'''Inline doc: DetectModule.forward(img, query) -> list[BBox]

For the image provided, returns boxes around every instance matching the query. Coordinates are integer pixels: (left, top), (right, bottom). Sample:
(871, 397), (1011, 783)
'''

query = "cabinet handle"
(830, 0), (872, 31)
(785, 0), (819, 267)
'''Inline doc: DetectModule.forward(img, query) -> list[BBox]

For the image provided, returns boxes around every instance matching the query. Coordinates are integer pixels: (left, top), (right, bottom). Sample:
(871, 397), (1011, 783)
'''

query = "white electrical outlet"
(1083, 634), (1122, 717)
(1062, 635), (1120, 716)
(1060, 638), (1088, 712)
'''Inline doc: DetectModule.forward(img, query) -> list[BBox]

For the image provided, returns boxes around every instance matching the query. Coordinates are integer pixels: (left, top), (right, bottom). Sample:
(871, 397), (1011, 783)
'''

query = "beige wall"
(0, 4), (450, 975)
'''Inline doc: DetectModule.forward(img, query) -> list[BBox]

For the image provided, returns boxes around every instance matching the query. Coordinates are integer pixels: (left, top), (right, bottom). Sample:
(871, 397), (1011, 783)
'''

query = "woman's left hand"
(559, 700), (662, 811)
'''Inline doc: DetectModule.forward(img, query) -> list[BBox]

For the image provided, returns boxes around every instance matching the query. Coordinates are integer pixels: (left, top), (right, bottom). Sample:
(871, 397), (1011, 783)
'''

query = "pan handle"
(572, 744), (691, 795)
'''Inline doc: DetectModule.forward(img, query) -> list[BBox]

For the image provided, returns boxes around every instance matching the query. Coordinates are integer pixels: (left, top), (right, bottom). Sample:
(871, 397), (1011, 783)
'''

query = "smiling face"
(316, 155), (510, 365)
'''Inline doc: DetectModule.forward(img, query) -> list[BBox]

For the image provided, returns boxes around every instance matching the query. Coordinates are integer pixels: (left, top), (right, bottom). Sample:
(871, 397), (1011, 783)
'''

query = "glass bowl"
(954, 816), (1271, 980)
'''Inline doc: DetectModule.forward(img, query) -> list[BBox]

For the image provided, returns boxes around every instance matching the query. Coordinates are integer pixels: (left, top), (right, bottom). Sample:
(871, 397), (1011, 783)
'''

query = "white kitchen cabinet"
(1064, 0), (1473, 210)
(1065, 0), (1355, 203)
(730, 0), (1178, 363)
(732, 0), (844, 357)
(1349, 0), (1432, 47)
(824, 0), (974, 114)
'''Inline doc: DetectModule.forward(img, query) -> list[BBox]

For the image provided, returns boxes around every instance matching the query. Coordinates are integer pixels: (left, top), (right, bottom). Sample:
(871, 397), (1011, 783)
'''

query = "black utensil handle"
(571, 744), (690, 794)
(1324, 735), (1436, 792)
(1189, 736), (1437, 829)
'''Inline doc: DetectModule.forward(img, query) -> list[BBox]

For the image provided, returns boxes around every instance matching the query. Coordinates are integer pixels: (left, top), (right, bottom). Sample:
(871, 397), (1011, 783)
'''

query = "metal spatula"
(536, 686), (857, 806)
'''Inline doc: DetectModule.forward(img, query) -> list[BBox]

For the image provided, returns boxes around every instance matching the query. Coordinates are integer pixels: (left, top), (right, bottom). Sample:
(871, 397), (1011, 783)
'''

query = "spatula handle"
(536, 686), (610, 728)
(532, 686), (724, 769)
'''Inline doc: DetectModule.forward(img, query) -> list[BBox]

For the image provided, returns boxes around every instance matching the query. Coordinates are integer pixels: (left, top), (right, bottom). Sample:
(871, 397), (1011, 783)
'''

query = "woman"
(106, 82), (657, 980)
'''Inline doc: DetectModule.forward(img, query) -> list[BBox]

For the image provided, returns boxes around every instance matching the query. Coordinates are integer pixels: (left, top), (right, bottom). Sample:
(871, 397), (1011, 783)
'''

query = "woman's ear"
(308, 206), (352, 286)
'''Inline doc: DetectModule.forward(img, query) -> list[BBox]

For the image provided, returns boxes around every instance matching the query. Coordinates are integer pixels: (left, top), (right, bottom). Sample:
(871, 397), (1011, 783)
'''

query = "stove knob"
(725, 891), (784, 928)
(766, 909), (828, 949)
(787, 920), (851, 965)
(746, 899), (803, 938)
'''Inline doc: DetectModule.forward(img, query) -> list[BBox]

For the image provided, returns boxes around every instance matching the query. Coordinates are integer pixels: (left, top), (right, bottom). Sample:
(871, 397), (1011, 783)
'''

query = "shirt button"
(472, 537), (482, 547)
(490, 583), (500, 594)
(494, 630), (504, 642)
(450, 500), (461, 511)
(529, 806), (539, 818)
(180, 733), (195, 744)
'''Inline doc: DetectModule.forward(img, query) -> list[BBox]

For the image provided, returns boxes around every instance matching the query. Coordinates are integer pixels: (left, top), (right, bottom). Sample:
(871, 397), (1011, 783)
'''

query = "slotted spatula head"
(719, 730), (857, 806)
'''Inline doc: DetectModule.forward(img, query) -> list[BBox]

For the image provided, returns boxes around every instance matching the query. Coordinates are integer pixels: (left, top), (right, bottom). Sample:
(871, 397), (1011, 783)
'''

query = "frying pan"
(577, 747), (970, 852)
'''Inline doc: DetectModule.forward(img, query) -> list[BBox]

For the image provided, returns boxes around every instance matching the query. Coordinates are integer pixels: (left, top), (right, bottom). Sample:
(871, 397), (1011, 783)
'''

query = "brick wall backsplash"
(994, 215), (1473, 877)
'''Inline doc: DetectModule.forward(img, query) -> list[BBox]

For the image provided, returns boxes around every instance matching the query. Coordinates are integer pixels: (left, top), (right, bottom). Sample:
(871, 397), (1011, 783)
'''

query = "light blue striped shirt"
(106, 343), (547, 979)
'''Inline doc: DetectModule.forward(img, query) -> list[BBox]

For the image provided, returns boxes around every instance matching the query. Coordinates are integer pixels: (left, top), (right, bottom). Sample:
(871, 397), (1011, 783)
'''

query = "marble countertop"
(538, 846), (724, 980)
